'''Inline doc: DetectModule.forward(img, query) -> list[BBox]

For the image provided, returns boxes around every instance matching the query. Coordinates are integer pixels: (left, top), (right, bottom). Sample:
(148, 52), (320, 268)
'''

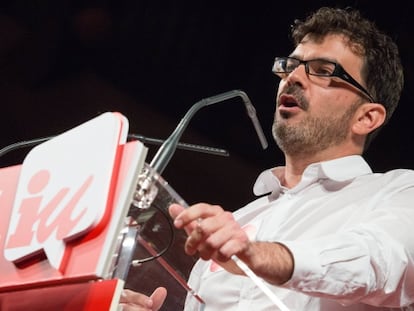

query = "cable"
(131, 204), (176, 265)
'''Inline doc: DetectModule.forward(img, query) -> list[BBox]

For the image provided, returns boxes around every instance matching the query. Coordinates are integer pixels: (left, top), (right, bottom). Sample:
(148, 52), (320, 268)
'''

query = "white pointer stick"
(231, 255), (291, 311)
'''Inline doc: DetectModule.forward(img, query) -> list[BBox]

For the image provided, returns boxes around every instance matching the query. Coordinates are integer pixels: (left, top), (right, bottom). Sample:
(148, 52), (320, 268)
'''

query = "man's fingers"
(119, 288), (167, 311)
(120, 289), (152, 307)
(168, 203), (185, 221)
(150, 287), (168, 310)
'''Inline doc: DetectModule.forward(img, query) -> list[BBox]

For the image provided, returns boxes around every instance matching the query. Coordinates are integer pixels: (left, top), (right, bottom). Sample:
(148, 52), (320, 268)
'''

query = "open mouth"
(279, 94), (302, 109)
(277, 94), (304, 118)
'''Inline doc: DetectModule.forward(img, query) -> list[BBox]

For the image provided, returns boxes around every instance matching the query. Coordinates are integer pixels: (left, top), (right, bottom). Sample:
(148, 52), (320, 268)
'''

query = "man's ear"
(352, 103), (386, 135)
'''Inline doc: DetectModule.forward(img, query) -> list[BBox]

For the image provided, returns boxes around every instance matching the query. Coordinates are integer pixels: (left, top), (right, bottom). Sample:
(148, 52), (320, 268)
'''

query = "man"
(120, 6), (414, 310)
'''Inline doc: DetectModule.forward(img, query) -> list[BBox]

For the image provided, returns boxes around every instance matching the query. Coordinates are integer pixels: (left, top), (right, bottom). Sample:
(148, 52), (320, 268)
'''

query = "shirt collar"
(253, 155), (373, 196)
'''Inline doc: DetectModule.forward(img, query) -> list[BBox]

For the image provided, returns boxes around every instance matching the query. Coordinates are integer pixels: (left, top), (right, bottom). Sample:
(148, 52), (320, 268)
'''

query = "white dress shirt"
(184, 155), (414, 311)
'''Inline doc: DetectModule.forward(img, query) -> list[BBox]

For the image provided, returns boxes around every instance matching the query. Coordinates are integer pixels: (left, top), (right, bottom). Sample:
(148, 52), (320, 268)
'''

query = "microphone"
(0, 133), (229, 161)
(150, 89), (268, 175)
(128, 134), (229, 157)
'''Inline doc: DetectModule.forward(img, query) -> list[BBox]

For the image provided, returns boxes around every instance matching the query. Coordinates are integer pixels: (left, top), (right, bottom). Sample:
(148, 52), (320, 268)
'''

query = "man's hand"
(169, 203), (294, 285)
(119, 287), (167, 311)
(169, 203), (250, 274)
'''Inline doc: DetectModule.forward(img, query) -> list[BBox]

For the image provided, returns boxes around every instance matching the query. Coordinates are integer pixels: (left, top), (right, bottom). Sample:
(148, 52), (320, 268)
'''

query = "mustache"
(278, 85), (309, 110)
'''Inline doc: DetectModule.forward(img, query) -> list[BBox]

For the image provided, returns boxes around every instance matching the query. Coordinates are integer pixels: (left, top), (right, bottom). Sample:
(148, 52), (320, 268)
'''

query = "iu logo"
(4, 169), (95, 270)
(3, 112), (126, 271)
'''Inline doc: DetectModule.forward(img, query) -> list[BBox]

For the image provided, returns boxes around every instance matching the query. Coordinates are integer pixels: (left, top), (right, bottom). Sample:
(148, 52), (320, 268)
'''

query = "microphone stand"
(149, 89), (268, 174)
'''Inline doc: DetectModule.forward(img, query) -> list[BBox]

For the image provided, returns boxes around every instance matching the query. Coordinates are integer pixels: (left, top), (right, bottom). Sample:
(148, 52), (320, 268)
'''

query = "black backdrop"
(1, 0), (413, 210)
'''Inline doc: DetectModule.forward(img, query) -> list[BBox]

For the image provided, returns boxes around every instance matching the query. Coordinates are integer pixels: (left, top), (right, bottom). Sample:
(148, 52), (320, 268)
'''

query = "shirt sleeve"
(280, 185), (414, 308)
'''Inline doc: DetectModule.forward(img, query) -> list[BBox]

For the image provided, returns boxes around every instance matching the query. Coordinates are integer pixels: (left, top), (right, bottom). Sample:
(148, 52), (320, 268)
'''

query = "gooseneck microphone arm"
(149, 89), (268, 174)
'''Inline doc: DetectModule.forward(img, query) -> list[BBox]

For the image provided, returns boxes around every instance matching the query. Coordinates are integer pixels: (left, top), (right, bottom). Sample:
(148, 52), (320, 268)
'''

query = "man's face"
(273, 33), (367, 156)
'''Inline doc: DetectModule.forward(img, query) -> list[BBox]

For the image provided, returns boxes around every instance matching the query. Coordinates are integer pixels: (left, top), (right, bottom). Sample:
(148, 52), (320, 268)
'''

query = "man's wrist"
(238, 241), (294, 285)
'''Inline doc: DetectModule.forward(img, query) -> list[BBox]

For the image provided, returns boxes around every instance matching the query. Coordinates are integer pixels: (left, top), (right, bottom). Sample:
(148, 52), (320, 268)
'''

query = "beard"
(272, 101), (360, 156)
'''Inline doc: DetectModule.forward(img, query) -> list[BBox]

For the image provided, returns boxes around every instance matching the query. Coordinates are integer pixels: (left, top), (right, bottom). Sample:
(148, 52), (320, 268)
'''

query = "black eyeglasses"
(272, 56), (375, 102)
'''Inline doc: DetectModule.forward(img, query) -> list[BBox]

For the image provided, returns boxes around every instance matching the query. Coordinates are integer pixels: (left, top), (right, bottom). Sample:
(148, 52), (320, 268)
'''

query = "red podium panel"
(0, 279), (124, 311)
(0, 112), (148, 310)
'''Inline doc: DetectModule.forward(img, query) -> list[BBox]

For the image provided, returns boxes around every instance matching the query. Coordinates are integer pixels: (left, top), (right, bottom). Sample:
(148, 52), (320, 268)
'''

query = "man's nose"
(284, 64), (308, 86)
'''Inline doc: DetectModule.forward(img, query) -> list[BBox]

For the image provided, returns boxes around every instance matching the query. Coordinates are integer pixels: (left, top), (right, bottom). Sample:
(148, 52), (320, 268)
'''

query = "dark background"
(0, 0), (413, 210)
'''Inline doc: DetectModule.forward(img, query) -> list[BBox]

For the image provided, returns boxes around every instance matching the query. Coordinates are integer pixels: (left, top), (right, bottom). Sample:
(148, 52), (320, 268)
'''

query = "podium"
(0, 112), (199, 310)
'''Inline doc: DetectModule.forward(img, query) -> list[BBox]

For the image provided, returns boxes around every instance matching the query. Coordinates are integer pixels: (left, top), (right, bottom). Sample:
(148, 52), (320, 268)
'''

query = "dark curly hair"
(291, 7), (404, 149)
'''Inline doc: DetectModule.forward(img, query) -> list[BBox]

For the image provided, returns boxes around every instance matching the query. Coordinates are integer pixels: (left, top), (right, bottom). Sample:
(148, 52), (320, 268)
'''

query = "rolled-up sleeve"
(281, 183), (414, 308)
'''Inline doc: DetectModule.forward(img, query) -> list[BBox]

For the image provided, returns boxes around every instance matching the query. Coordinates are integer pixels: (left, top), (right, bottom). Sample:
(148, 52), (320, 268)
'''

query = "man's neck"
(282, 146), (362, 188)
